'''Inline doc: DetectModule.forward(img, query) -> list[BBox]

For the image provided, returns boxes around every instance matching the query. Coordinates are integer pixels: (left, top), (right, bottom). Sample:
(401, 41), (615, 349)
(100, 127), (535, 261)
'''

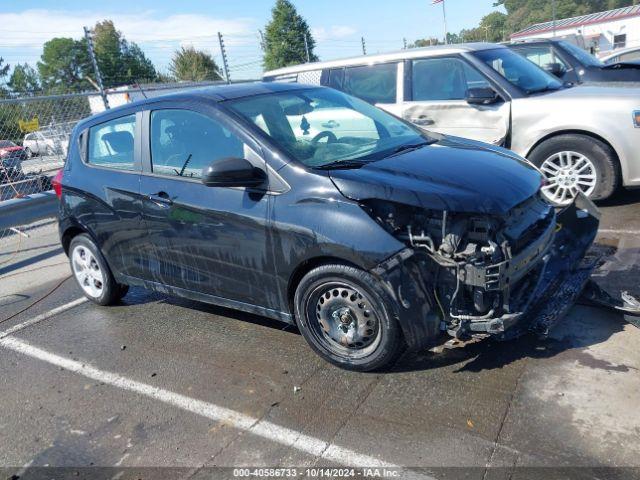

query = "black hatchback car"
(55, 82), (599, 371)
(509, 39), (640, 84)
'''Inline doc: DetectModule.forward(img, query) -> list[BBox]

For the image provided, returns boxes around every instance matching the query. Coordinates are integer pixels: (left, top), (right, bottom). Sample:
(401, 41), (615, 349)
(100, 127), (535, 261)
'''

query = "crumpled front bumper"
(373, 194), (601, 350)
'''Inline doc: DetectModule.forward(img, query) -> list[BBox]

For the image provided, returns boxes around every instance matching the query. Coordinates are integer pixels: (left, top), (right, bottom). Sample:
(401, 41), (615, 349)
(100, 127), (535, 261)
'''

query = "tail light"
(52, 169), (64, 198)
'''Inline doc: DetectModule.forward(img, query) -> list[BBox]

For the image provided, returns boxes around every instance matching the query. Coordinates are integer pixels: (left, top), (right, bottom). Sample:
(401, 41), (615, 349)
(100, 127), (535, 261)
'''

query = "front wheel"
(69, 234), (128, 305)
(294, 264), (406, 372)
(528, 134), (620, 205)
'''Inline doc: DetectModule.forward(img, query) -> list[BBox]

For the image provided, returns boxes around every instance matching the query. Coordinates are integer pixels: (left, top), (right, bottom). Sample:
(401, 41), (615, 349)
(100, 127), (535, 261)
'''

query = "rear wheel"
(529, 134), (619, 205)
(69, 234), (128, 305)
(24, 147), (33, 159)
(294, 264), (406, 371)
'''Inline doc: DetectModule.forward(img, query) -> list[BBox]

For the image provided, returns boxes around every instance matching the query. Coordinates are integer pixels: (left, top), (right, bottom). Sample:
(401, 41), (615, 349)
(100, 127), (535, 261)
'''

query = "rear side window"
(150, 109), (246, 179)
(411, 57), (490, 101)
(342, 63), (397, 104)
(87, 114), (136, 170)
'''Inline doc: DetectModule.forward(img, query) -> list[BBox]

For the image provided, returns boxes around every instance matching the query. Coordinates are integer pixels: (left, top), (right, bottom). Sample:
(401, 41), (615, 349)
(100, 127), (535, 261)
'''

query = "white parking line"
(0, 297), (87, 339)
(0, 334), (432, 476)
(598, 229), (640, 235)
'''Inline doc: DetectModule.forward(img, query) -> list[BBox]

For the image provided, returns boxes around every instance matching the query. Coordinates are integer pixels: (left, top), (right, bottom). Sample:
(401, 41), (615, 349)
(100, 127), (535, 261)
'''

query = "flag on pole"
(432, 0), (444, 3)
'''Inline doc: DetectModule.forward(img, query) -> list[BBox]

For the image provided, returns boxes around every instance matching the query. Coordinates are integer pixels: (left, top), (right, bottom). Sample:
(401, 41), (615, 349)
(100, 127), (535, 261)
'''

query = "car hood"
(328, 136), (542, 215)
(543, 84), (640, 99)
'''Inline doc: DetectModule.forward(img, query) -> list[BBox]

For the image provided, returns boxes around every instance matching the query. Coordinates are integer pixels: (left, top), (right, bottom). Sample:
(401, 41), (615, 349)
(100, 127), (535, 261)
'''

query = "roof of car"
(79, 82), (318, 126)
(263, 43), (504, 77)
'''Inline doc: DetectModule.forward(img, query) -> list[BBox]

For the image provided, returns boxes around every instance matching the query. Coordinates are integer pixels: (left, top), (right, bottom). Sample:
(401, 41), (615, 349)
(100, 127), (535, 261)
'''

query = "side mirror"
(544, 62), (565, 77)
(201, 157), (267, 188)
(466, 87), (500, 105)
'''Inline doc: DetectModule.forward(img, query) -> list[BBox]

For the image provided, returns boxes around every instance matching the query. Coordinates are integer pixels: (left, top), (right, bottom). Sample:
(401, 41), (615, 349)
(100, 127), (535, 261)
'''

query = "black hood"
(329, 136), (542, 215)
(583, 64), (640, 82)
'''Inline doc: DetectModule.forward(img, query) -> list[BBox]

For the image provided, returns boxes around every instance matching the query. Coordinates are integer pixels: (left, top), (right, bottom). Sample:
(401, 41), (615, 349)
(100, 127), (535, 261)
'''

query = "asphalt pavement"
(1, 190), (639, 479)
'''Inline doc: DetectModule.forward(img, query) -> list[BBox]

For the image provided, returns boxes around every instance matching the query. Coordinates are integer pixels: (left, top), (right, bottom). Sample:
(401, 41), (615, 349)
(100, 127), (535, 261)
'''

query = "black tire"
(294, 264), (406, 372)
(528, 134), (620, 203)
(68, 234), (128, 306)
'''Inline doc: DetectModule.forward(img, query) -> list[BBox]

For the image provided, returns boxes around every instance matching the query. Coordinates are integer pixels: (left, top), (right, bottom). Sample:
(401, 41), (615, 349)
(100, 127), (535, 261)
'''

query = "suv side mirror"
(201, 157), (267, 188)
(544, 62), (565, 77)
(466, 87), (500, 105)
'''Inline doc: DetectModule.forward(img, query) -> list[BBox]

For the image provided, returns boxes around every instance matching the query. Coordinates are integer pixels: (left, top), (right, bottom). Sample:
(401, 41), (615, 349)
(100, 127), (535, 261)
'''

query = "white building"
(510, 5), (640, 57)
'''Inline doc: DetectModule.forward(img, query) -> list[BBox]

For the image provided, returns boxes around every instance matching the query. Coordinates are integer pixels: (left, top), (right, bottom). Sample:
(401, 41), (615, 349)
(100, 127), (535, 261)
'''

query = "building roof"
(511, 5), (640, 39)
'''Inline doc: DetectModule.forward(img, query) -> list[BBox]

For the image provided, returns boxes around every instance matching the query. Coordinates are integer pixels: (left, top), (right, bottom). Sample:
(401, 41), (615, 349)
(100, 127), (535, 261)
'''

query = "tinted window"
(514, 45), (569, 71)
(88, 114), (136, 170)
(150, 109), (245, 179)
(327, 68), (344, 90)
(411, 57), (491, 101)
(342, 63), (397, 104)
(559, 41), (603, 67)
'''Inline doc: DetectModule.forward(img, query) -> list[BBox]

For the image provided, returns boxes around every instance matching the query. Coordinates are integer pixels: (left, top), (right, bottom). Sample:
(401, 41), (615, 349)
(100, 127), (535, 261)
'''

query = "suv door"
(139, 103), (277, 310)
(401, 56), (510, 145)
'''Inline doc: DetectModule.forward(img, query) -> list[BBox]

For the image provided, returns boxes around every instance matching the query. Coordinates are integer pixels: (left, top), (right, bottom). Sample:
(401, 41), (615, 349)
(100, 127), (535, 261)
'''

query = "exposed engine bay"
(363, 194), (579, 340)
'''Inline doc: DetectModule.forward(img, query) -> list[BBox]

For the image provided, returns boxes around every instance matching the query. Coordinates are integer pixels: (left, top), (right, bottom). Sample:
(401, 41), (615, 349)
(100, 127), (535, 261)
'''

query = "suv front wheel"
(294, 264), (406, 371)
(529, 134), (619, 205)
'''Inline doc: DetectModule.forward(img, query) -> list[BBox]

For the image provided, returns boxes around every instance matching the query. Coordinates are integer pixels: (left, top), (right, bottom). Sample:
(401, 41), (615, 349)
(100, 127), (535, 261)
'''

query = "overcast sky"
(0, 0), (504, 79)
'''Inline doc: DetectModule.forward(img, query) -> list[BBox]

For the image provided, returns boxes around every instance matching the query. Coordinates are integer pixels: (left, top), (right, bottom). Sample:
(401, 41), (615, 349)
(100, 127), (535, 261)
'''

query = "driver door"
(401, 56), (510, 145)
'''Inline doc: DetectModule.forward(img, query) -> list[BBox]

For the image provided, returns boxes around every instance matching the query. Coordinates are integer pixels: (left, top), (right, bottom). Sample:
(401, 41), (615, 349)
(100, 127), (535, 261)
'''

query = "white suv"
(264, 43), (640, 205)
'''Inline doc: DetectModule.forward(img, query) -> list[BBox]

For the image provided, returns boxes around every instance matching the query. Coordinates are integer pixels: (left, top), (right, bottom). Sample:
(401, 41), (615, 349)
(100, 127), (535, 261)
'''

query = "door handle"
(321, 120), (340, 128)
(148, 191), (173, 208)
(411, 116), (435, 126)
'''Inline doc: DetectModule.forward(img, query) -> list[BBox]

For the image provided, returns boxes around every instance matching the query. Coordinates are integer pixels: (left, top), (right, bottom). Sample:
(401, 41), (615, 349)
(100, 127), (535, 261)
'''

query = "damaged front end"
(368, 193), (600, 348)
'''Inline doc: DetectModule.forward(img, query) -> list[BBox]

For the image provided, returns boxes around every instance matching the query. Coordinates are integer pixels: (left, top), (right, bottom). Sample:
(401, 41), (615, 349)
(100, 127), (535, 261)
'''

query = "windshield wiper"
(386, 141), (433, 158)
(314, 159), (370, 170)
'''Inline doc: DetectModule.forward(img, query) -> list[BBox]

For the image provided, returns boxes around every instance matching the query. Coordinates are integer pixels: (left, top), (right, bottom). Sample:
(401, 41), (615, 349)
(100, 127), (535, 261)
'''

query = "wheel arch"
(526, 129), (621, 166)
(61, 224), (89, 255)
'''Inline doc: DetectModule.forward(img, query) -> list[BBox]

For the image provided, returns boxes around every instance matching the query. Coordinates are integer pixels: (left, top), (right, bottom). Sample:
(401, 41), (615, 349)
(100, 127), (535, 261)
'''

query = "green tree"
(169, 47), (222, 81)
(0, 57), (10, 98)
(8, 63), (40, 95)
(92, 20), (157, 87)
(263, 0), (318, 70)
(37, 37), (92, 93)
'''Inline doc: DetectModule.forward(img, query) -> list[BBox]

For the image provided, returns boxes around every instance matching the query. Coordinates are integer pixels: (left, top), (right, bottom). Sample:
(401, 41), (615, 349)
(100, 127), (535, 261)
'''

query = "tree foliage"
(263, 0), (318, 70)
(169, 47), (222, 82)
(37, 37), (92, 93)
(92, 20), (157, 87)
(8, 63), (40, 95)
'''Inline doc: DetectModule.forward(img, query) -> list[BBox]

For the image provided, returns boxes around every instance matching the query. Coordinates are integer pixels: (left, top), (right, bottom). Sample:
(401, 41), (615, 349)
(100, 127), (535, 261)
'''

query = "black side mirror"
(201, 157), (267, 188)
(544, 62), (565, 77)
(466, 87), (500, 105)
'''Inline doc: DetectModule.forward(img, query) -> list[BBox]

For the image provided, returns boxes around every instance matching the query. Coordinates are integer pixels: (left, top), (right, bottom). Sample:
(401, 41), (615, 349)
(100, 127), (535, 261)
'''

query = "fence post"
(83, 26), (109, 110)
(218, 32), (231, 84)
(361, 37), (367, 56)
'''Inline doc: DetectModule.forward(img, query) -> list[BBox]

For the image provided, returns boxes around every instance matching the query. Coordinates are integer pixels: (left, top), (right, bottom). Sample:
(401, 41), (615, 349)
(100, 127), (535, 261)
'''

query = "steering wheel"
(311, 131), (338, 146)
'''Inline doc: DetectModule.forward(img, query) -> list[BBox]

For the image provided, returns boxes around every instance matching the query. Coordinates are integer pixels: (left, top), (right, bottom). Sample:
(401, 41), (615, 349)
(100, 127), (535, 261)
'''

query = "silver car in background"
(264, 43), (640, 205)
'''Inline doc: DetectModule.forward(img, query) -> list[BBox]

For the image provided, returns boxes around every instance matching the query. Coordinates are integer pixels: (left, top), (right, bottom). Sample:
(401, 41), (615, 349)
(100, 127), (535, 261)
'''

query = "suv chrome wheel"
(71, 245), (105, 299)
(539, 151), (597, 205)
(307, 282), (382, 359)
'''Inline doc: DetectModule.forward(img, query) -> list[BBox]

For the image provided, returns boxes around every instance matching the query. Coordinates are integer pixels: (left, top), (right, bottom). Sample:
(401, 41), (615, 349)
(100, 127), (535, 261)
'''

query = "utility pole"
(218, 32), (230, 84)
(304, 34), (311, 62)
(83, 26), (109, 110)
(403, 37), (408, 49)
(441, 0), (449, 45)
(361, 36), (367, 55)
(552, 0), (557, 37)
(258, 29), (266, 52)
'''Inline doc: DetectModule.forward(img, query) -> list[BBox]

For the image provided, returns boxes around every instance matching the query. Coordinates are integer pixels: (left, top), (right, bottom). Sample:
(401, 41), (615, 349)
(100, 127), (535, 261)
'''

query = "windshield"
(226, 87), (428, 168)
(559, 41), (603, 67)
(474, 48), (563, 94)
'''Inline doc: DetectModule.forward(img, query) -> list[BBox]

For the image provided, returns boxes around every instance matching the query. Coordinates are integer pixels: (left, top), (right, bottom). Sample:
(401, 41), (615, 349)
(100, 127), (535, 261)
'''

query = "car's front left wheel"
(294, 264), (406, 371)
(69, 234), (128, 305)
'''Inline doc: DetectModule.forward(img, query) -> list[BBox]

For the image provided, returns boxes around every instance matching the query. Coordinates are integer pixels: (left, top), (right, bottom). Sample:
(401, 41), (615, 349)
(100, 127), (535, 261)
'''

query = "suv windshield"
(559, 41), (603, 67)
(474, 48), (563, 94)
(226, 87), (429, 168)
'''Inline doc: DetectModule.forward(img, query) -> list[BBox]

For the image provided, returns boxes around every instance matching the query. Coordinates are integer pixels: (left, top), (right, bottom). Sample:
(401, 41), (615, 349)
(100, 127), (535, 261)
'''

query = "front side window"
(88, 114), (136, 170)
(342, 63), (397, 104)
(514, 45), (569, 72)
(411, 57), (491, 101)
(473, 48), (562, 95)
(558, 41), (603, 67)
(227, 87), (427, 168)
(150, 109), (245, 179)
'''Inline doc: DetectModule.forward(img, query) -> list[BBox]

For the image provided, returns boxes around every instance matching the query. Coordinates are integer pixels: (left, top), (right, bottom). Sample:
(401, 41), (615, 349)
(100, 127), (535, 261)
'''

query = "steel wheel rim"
(71, 245), (104, 298)
(306, 281), (382, 359)
(539, 151), (597, 205)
